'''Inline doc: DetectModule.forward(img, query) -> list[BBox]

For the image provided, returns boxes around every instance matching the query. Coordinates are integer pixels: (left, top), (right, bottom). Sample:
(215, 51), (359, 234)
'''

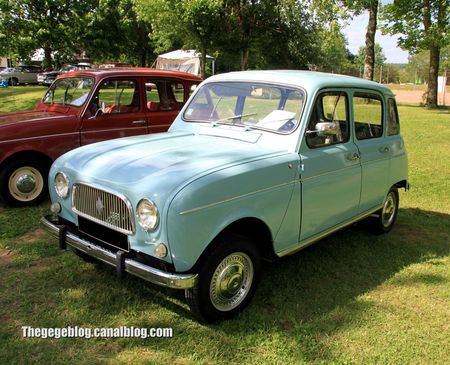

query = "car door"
(144, 78), (187, 133)
(352, 91), (390, 213)
(80, 77), (148, 145)
(385, 97), (408, 186)
(299, 90), (362, 241)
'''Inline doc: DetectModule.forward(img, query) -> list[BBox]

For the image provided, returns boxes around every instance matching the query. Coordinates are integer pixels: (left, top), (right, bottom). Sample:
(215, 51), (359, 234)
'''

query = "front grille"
(72, 183), (134, 235)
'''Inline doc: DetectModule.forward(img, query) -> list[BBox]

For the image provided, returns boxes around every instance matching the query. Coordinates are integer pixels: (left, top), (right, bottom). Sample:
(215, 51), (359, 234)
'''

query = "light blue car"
(42, 70), (409, 322)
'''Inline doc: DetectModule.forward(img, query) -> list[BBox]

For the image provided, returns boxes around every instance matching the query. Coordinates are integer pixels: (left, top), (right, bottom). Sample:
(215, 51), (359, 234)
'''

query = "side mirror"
(314, 122), (338, 136)
(88, 102), (106, 120)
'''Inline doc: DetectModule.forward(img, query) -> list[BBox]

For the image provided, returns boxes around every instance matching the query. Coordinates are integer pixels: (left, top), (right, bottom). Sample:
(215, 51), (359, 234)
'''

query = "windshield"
(183, 82), (305, 134)
(43, 77), (94, 107)
(1, 68), (14, 73)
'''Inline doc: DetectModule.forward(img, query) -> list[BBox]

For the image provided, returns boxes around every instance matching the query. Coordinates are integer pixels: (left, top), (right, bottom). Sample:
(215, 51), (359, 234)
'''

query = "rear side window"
(353, 93), (383, 140)
(145, 80), (186, 112)
(388, 98), (399, 135)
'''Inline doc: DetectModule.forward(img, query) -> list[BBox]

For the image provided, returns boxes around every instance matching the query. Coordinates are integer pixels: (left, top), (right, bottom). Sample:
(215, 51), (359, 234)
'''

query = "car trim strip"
(277, 205), (383, 257)
(179, 179), (301, 215)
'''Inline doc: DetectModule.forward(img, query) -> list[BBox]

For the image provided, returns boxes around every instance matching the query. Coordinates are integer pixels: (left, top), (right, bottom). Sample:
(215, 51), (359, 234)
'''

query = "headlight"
(137, 199), (159, 231)
(54, 172), (69, 198)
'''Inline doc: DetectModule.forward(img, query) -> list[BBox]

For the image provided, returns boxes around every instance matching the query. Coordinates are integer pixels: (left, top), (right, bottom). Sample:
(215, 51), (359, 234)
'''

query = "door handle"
(346, 152), (360, 161)
(378, 146), (390, 153)
(132, 120), (146, 125)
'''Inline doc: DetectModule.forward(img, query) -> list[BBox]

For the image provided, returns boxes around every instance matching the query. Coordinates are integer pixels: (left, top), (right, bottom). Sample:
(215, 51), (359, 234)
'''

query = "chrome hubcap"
(8, 167), (43, 202)
(16, 174), (36, 193)
(381, 192), (396, 227)
(210, 252), (254, 311)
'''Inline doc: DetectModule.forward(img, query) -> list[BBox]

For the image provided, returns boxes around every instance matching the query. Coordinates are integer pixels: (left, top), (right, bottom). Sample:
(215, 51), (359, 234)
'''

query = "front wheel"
(0, 157), (49, 206)
(185, 234), (260, 323)
(369, 187), (399, 234)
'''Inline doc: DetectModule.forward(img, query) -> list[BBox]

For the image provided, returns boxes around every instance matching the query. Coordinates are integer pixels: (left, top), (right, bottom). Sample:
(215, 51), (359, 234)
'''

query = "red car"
(0, 68), (201, 206)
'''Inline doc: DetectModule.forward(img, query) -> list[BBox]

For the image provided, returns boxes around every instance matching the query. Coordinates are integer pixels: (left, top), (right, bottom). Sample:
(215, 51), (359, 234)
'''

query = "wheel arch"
(190, 217), (276, 273)
(394, 179), (409, 191)
(0, 150), (53, 173)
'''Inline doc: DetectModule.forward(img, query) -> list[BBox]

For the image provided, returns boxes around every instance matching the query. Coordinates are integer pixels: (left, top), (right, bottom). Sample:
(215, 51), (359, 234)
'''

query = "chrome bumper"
(41, 215), (197, 289)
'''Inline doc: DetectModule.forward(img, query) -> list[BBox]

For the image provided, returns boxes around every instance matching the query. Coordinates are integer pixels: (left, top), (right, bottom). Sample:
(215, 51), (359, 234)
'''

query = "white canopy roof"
(154, 50), (214, 76)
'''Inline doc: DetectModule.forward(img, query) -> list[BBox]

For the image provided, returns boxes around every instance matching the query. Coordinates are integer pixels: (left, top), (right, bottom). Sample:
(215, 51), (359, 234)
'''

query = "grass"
(0, 85), (48, 113)
(0, 87), (449, 364)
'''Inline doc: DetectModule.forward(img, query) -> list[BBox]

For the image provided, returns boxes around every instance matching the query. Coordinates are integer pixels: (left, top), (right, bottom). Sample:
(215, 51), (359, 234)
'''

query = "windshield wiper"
(211, 113), (257, 127)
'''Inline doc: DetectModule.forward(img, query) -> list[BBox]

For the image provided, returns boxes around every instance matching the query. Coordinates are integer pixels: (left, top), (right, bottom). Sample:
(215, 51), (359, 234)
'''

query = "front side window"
(43, 77), (94, 107)
(353, 92), (383, 139)
(183, 82), (305, 134)
(306, 92), (349, 148)
(93, 79), (140, 114)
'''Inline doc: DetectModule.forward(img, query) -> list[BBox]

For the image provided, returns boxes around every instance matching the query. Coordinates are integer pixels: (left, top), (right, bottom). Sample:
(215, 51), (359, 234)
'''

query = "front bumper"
(41, 215), (197, 289)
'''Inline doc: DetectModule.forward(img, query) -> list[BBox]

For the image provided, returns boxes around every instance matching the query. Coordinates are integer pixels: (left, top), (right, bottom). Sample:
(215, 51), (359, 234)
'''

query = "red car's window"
(43, 77), (94, 107)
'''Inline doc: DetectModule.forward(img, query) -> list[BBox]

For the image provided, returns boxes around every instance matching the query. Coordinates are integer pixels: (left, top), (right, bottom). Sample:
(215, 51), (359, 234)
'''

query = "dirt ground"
(390, 87), (449, 105)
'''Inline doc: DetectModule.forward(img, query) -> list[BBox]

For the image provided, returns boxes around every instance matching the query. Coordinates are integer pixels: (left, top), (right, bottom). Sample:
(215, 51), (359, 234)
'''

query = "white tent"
(154, 49), (215, 76)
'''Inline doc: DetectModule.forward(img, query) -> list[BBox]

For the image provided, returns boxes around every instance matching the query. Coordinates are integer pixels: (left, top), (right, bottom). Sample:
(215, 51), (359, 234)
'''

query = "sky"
(341, 3), (410, 64)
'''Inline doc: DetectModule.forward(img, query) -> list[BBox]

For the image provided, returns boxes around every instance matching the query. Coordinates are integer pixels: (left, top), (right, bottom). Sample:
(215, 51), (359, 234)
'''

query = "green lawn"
(0, 87), (449, 364)
(0, 85), (48, 113)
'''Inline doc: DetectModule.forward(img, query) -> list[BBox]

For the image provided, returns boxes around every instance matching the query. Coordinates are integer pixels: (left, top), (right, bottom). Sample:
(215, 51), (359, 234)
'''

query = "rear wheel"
(0, 157), (49, 206)
(185, 234), (260, 323)
(368, 187), (399, 234)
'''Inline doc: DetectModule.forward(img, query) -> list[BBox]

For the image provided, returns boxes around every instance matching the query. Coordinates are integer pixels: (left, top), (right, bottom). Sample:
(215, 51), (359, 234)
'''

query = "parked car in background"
(0, 68), (201, 206)
(0, 65), (43, 86)
(42, 70), (409, 322)
(99, 63), (133, 69)
(37, 63), (92, 86)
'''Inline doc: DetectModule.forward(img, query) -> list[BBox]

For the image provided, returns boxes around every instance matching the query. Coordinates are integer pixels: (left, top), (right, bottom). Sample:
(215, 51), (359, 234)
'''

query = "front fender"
(166, 153), (299, 272)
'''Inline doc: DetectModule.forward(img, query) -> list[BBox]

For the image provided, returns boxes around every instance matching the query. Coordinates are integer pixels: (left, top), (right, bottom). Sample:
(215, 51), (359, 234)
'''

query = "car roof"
(206, 70), (394, 96)
(62, 68), (202, 82)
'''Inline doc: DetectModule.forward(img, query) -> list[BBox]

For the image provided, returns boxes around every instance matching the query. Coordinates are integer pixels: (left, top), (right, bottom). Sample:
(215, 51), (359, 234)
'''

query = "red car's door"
(144, 78), (192, 133)
(80, 77), (148, 145)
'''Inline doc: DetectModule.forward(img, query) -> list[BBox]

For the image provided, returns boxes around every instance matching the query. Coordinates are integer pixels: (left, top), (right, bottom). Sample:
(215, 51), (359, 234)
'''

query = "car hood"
(54, 130), (288, 203)
(0, 111), (59, 126)
(0, 111), (77, 142)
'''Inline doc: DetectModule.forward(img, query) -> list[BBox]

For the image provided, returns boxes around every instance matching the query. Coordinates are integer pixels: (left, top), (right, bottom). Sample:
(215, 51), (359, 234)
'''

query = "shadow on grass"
(1, 207), (449, 363)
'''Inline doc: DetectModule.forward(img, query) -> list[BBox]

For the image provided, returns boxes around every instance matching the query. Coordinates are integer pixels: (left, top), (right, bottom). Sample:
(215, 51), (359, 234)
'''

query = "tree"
(381, 0), (449, 107)
(13, 0), (96, 68)
(135, 0), (222, 76)
(310, 0), (381, 80)
(318, 21), (352, 73)
(180, 0), (222, 77)
(355, 43), (386, 76)
(83, 0), (154, 67)
(0, 0), (34, 64)
(361, 0), (379, 80)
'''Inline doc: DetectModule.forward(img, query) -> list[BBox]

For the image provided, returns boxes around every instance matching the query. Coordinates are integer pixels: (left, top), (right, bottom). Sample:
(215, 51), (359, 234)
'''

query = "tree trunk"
(426, 45), (440, 107)
(240, 48), (249, 71)
(363, 0), (378, 81)
(139, 50), (146, 67)
(201, 46), (206, 79)
(43, 47), (52, 70)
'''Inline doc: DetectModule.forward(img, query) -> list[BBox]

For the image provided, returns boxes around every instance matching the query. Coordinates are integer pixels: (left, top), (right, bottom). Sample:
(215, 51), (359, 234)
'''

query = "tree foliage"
(82, 0), (154, 67)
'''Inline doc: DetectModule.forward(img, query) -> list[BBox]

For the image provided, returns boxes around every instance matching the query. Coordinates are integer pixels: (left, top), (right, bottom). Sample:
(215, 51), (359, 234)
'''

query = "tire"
(185, 234), (261, 323)
(0, 156), (50, 206)
(368, 187), (399, 234)
(9, 78), (18, 86)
